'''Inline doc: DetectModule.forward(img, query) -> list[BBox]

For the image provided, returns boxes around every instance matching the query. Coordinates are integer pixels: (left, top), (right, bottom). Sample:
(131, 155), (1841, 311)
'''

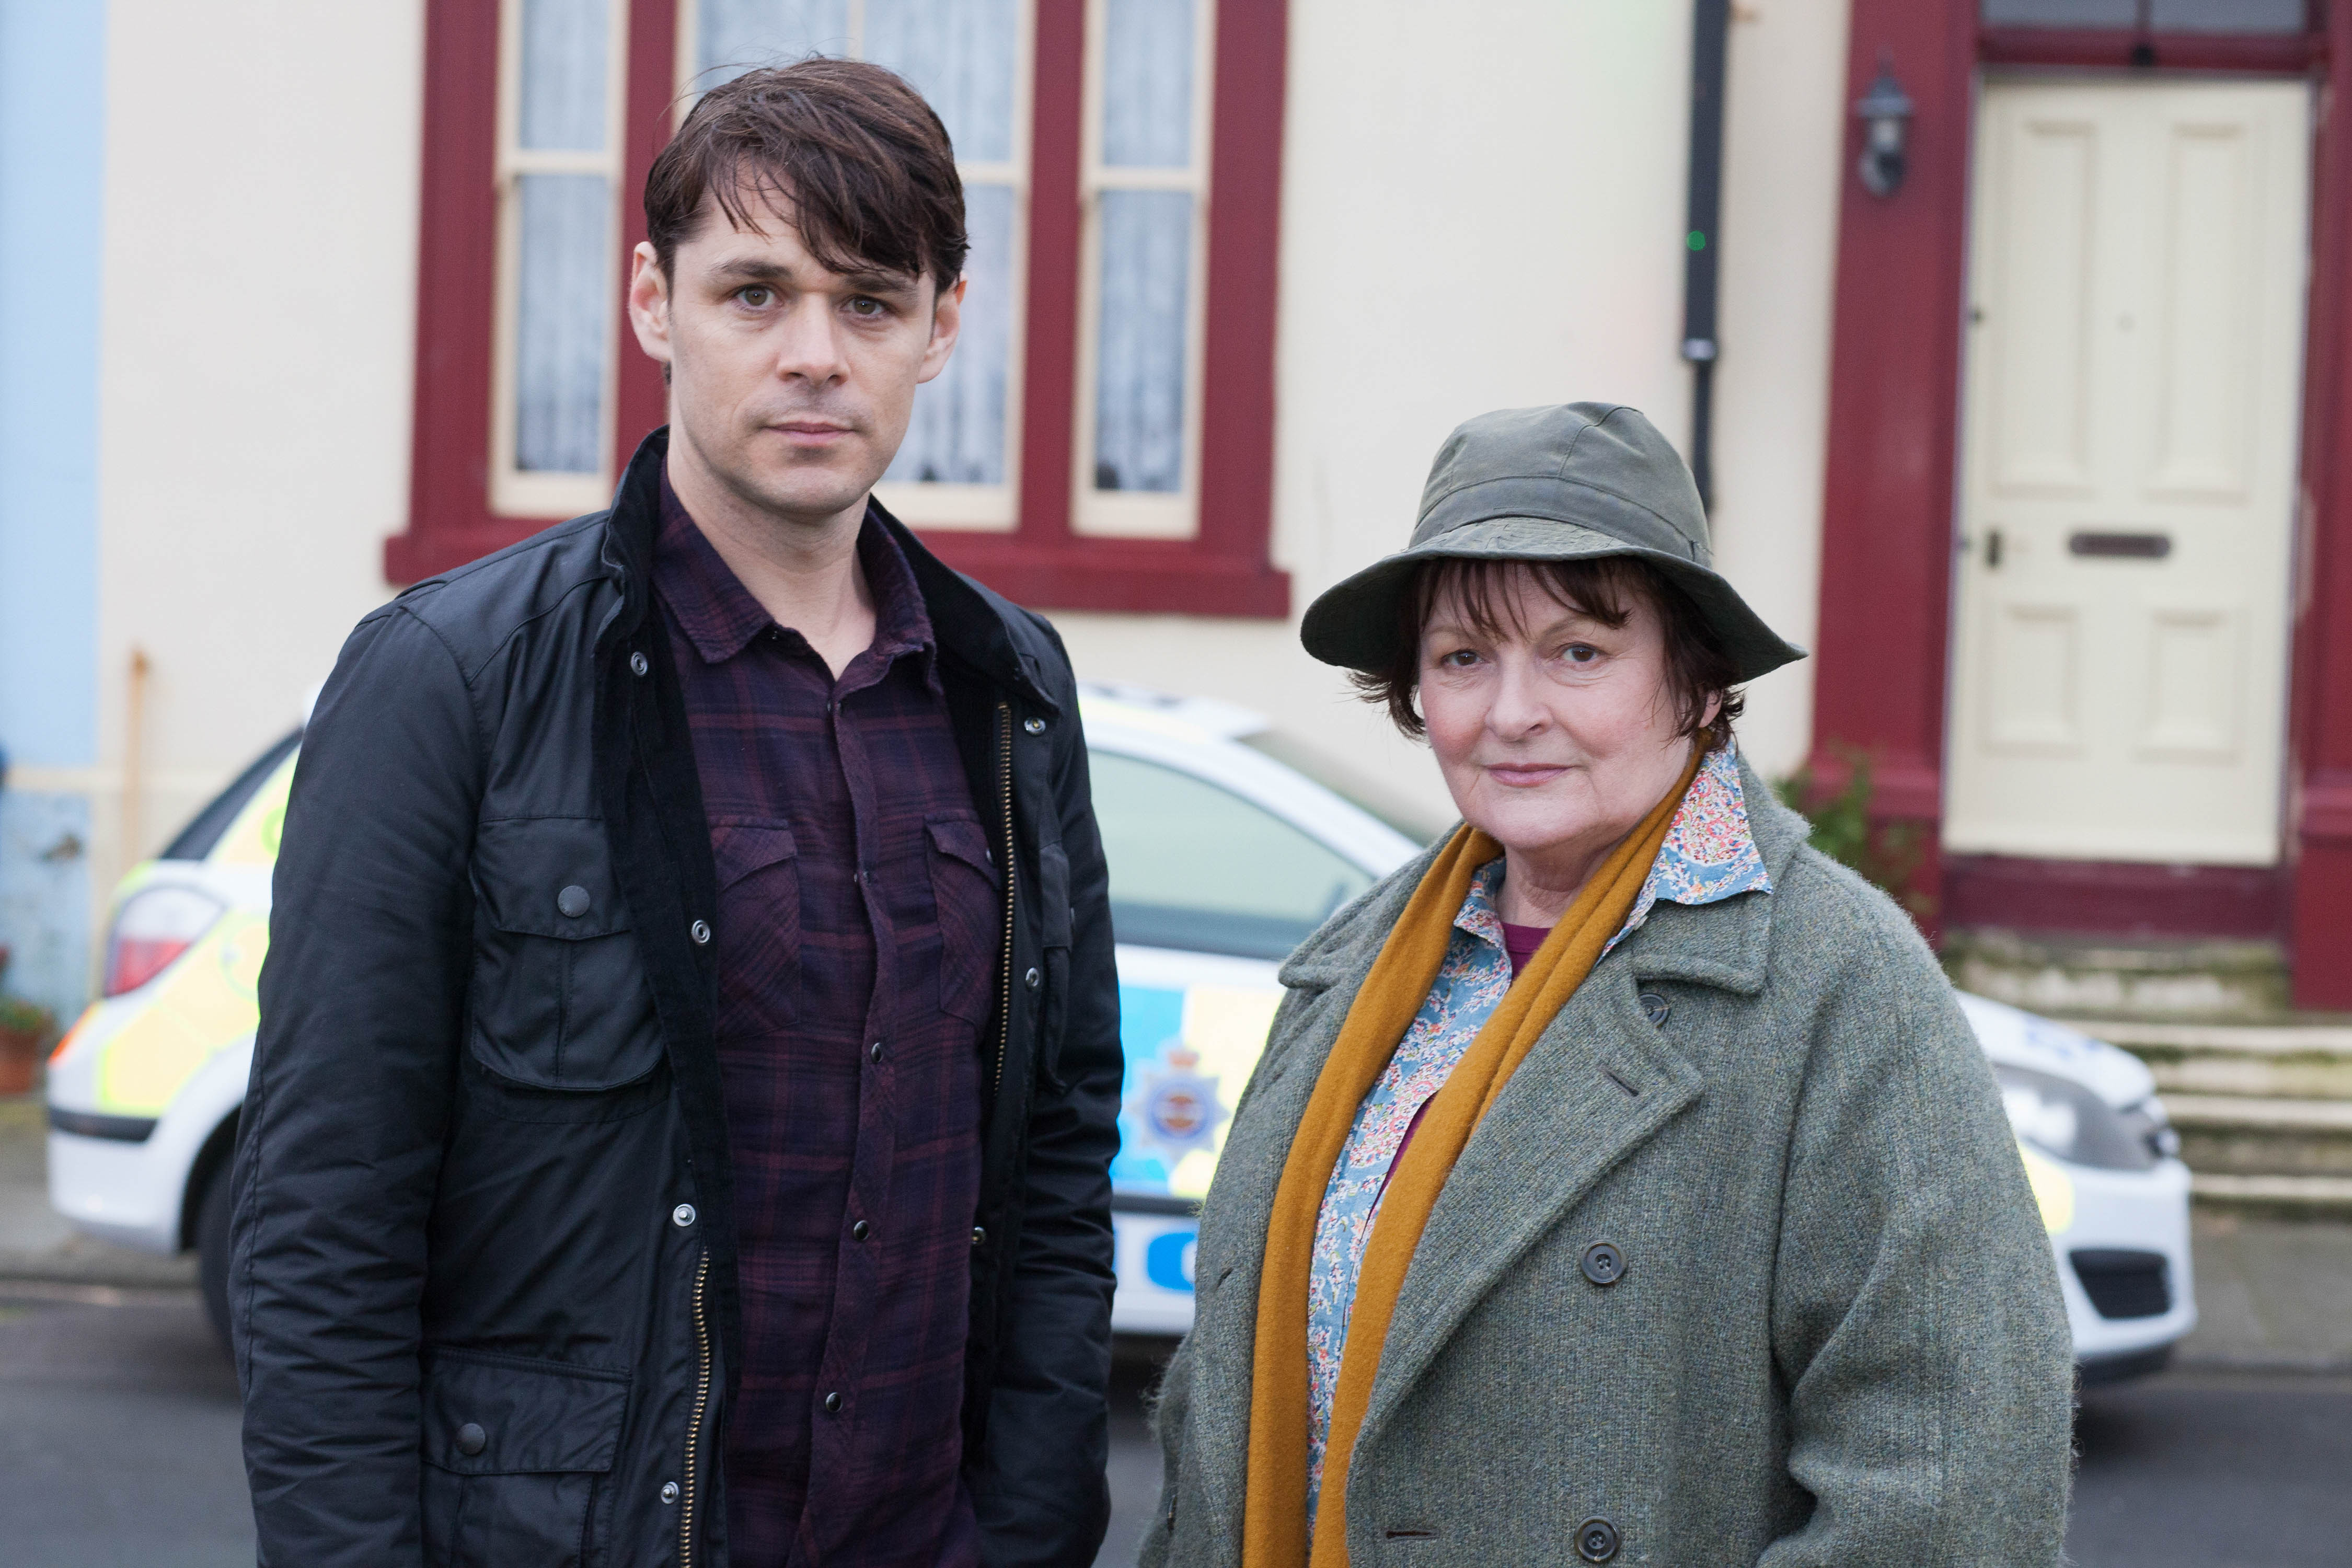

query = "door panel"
(1990, 114), (2100, 494)
(1947, 78), (2309, 865)
(2151, 123), (2257, 498)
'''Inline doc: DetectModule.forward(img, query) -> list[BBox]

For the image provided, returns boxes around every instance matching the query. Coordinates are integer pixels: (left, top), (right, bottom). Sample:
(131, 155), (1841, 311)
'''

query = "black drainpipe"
(1682, 0), (1731, 511)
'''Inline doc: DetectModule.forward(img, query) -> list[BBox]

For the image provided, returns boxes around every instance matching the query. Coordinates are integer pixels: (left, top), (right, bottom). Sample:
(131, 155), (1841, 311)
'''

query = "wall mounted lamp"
(1855, 59), (1914, 198)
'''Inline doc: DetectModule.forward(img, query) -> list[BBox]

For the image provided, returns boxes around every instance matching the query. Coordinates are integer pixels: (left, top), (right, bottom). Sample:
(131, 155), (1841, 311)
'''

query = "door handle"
(2068, 530), (2171, 560)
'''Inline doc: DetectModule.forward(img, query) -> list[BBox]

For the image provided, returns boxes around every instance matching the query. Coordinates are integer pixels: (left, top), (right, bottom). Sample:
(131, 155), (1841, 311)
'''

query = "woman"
(1142, 404), (2072, 1568)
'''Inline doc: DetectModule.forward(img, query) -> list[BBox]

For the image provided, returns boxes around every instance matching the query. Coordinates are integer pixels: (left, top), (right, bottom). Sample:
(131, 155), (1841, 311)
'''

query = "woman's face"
(1418, 565), (1704, 897)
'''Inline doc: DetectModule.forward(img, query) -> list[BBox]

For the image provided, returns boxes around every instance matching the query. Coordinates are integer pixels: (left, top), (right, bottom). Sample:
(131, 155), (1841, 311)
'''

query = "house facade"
(3, 0), (2344, 1020)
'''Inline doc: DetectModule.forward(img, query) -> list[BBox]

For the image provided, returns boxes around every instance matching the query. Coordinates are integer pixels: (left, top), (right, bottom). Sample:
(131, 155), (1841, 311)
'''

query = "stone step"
(1946, 930), (2292, 1021)
(2164, 1093), (2352, 1178)
(2190, 1173), (2352, 1223)
(2054, 1018), (2352, 1100)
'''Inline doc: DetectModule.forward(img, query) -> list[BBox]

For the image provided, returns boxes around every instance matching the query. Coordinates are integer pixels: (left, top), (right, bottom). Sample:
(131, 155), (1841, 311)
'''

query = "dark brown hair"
(1351, 557), (1744, 746)
(644, 58), (969, 290)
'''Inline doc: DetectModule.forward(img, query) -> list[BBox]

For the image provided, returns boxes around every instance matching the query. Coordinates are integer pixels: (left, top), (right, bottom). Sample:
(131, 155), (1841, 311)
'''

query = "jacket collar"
(599, 427), (1056, 712)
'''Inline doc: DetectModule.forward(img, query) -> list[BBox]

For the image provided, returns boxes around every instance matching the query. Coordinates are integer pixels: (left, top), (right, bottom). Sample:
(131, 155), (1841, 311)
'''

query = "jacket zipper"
(994, 702), (1016, 1099)
(680, 1249), (711, 1567)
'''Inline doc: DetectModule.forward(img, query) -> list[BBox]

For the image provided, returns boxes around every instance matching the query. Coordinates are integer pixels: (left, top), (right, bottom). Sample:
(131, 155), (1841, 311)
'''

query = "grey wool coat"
(1140, 760), (2073, 1568)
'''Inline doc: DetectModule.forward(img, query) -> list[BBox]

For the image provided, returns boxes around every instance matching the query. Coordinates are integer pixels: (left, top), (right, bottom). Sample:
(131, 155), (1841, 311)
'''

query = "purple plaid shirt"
(653, 480), (999, 1568)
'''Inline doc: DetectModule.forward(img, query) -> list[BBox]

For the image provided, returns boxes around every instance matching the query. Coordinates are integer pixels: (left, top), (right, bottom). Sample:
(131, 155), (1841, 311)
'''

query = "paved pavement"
(0, 1286), (251, 1567)
(4, 1293), (2344, 1568)
(2070, 1367), (2352, 1568)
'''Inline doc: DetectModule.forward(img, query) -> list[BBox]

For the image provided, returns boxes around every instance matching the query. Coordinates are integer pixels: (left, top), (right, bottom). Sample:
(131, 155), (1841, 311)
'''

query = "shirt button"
(1022, 716), (1046, 734)
(690, 919), (711, 946)
(455, 1422), (487, 1457)
(852, 1220), (870, 1241)
(672, 1204), (696, 1228)
(971, 1226), (986, 1248)
(823, 1391), (843, 1414)
(557, 884), (592, 919)
(1024, 967), (1041, 989)
(661, 1481), (681, 1504)
(629, 651), (650, 677)
(869, 1041), (884, 1064)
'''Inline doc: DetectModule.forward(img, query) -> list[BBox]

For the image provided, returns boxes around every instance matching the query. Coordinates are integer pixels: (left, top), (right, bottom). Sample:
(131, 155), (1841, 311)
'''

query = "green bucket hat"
(1301, 402), (1806, 683)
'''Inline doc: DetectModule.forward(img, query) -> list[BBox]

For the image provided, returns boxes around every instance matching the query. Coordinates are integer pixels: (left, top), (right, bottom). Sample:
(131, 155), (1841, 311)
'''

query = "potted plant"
(0, 946), (55, 1096)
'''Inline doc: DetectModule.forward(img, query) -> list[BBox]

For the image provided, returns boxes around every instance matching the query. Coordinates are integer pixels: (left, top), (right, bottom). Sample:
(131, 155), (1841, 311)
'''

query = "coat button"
(971, 1226), (986, 1248)
(690, 919), (712, 946)
(629, 651), (650, 677)
(1638, 990), (1669, 1026)
(557, 884), (592, 919)
(823, 1391), (843, 1414)
(869, 1041), (884, 1063)
(455, 1422), (487, 1457)
(1580, 1241), (1625, 1287)
(852, 1220), (870, 1241)
(661, 1480), (680, 1504)
(1024, 967), (1041, 989)
(672, 1204), (696, 1228)
(1575, 1517), (1620, 1563)
(1023, 716), (1046, 734)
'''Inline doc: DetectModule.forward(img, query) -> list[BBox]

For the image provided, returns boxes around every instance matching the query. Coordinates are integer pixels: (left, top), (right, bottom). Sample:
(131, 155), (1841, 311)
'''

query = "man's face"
(628, 190), (962, 528)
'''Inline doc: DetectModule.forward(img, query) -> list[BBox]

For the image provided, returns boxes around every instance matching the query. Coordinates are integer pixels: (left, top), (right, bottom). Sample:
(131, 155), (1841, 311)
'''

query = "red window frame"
(1810, 0), (2352, 1003)
(384, 0), (1290, 619)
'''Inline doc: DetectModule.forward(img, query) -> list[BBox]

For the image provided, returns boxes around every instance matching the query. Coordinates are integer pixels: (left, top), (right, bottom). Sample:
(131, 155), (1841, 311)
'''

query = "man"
(230, 60), (1120, 1568)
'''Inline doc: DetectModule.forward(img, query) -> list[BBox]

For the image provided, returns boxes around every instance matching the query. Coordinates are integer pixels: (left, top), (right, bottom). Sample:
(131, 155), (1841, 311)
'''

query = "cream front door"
(1946, 78), (2309, 865)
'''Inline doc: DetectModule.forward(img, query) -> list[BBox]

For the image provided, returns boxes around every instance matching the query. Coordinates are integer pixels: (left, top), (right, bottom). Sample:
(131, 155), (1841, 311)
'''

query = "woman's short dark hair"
(645, 57), (969, 291)
(1350, 556), (1745, 747)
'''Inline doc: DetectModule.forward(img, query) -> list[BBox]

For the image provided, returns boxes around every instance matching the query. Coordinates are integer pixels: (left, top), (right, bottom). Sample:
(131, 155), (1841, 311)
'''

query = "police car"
(46, 686), (2194, 1376)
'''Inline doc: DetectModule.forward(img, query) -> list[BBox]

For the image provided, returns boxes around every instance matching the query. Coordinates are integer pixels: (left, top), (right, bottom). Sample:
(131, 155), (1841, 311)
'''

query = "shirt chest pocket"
(927, 816), (1002, 1027)
(467, 817), (662, 1091)
(711, 820), (800, 1036)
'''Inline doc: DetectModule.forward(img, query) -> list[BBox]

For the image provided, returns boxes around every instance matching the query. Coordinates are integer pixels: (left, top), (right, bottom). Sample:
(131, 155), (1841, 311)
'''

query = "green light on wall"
(1687, 230), (1708, 252)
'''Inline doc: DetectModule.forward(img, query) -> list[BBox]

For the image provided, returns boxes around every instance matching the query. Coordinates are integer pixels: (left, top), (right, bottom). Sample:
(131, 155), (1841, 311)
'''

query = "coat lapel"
(1354, 965), (1705, 1454)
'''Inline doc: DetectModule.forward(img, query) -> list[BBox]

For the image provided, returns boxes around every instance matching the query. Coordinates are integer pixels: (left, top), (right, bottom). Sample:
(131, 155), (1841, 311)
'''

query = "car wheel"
(194, 1164), (234, 1358)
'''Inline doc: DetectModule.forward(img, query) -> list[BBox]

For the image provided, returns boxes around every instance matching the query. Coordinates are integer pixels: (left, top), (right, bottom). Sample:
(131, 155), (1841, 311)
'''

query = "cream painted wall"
(1710, 0), (1850, 780)
(1057, 0), (1846, 817)
(73, 0), (1842, 885)
(93, 0), (424, 877)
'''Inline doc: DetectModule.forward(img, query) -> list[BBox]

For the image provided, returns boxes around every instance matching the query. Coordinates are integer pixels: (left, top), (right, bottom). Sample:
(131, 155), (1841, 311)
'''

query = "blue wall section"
(0, 0), (105, 1020)
(0, 0), (104, 767)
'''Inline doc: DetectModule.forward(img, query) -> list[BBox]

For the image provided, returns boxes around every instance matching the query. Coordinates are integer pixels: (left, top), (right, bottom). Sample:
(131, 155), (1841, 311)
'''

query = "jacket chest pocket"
(420, 1350), (629, 1568)
(927, 816), (1001, 1026)
(468, 818), (662, 1091)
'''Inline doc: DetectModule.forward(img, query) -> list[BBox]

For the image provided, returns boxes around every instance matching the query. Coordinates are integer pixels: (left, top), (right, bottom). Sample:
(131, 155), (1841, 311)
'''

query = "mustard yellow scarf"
(1242, 750), (1702, 1568)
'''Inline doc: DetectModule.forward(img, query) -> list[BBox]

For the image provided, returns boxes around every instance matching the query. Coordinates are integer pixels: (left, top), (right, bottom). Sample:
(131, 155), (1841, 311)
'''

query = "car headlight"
(1992, 1062), (2158, 1172)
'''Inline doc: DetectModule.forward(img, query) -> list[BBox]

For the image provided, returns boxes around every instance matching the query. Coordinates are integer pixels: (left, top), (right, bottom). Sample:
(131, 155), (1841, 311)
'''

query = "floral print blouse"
(1303, 742), (1772, 1523)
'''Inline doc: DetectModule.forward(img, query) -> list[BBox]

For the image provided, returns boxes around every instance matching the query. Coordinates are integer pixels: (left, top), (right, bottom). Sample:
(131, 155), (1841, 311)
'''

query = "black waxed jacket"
(228, 429), (1121, 1568)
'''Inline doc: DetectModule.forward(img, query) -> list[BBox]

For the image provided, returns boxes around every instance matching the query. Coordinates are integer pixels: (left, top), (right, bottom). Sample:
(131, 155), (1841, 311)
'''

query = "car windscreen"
(1235, 729), (1452, 848)
(1089, 750), (1377, 961)
(160, 729), (302, 861)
